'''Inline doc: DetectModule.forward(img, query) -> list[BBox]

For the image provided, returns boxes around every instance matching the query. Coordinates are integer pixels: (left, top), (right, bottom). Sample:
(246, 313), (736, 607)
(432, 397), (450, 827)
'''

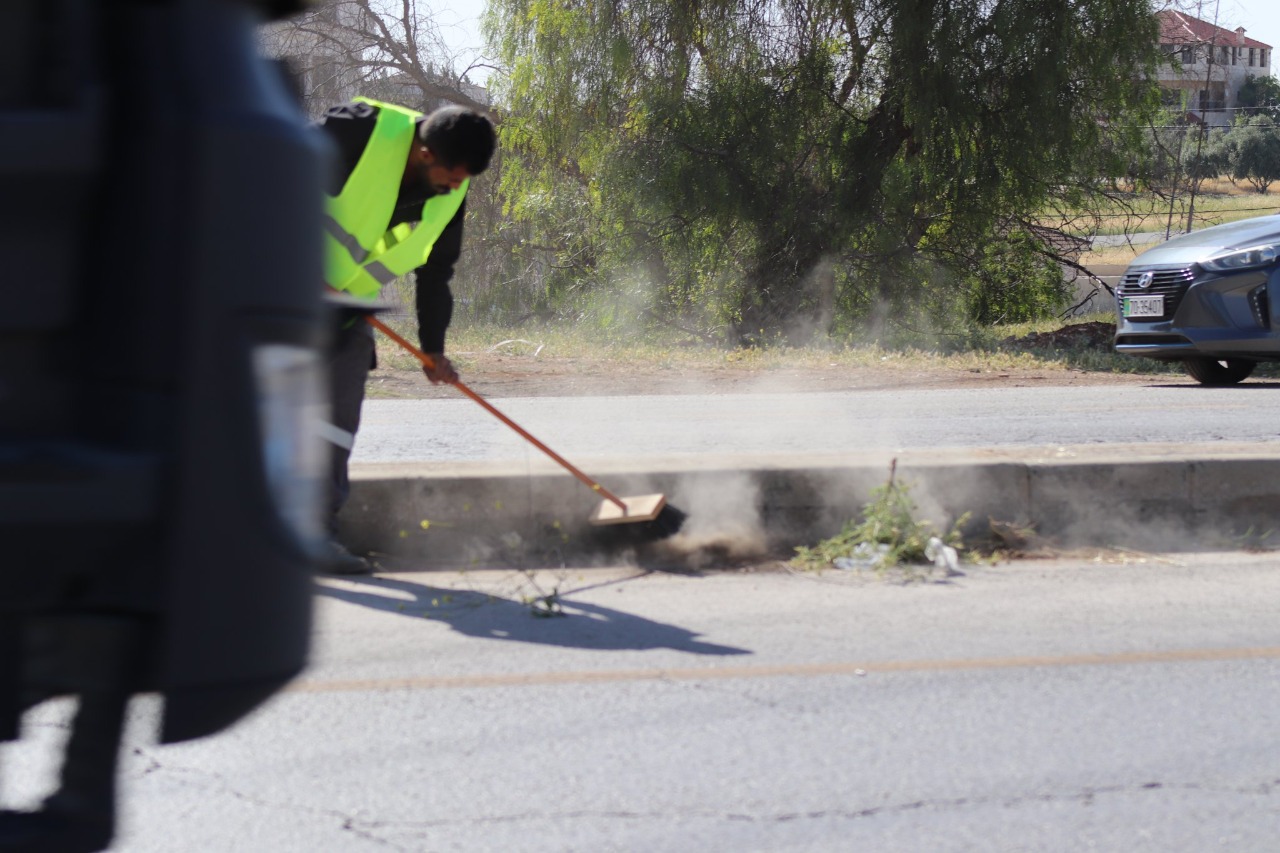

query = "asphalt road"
(353, 382), (1280, 464)
(6, 553), (1279, 851)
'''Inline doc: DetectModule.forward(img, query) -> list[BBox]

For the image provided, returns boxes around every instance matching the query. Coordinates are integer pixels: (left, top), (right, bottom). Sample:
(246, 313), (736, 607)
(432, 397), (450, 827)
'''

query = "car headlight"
(252, 343), (326, 549)
(1200, 242), (1280, 272)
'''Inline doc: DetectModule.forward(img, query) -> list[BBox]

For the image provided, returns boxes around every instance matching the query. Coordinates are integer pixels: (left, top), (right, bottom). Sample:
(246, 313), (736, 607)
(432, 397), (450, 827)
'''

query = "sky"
(1213, 0), (1280, 59)
(433, 0), (488, 82)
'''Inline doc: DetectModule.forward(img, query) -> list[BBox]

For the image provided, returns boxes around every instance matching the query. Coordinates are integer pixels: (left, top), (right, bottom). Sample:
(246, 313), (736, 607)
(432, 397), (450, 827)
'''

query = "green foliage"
(792, 463), (967, 579)
(1223, 115), (1280, 193)
(485, 0), (1164, 344)
(1183, 127), (1228, 182)
(1138, 115), (1193, 189)
(954, 228), (1072, 326)
(1236, 74), (1280, 121)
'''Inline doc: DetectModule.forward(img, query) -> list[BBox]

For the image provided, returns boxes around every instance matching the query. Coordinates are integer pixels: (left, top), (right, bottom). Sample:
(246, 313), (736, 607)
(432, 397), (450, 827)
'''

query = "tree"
(1236, 74), (1280, 122)
(259, 0), (493, 116)
(1224, 115), (1280, 193)
(486, 0), (1164, 343)
(1182, 126), (1225, 182)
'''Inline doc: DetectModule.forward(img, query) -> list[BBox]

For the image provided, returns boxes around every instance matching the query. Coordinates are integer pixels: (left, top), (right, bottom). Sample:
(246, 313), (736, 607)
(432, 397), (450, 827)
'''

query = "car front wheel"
(1181, 357), (1256, 386)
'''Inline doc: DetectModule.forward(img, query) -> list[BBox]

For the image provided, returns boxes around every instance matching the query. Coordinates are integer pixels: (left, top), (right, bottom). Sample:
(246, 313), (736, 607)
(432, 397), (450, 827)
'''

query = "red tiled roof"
(1158, 10), (1271, 50)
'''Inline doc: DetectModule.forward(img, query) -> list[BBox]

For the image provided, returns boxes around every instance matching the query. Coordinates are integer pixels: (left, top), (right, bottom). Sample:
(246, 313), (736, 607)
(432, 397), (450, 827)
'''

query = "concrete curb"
(337, 442), (1280, 568)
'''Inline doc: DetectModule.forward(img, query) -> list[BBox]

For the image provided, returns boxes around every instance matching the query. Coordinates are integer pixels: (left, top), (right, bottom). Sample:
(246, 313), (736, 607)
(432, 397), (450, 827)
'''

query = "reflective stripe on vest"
(365, 261), (398, 285)
(323, 214), (368, 263)
(324, 98), (469, 298)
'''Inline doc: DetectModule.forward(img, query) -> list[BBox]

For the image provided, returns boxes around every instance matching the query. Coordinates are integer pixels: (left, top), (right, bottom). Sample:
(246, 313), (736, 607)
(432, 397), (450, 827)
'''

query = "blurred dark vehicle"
(1114, 214), (1280, 385)
(1, 0), (327, 850)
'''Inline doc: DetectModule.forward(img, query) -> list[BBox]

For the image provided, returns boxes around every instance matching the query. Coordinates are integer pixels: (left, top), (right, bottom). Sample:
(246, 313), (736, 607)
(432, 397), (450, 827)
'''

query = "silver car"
(1113, 214), (1280, 385)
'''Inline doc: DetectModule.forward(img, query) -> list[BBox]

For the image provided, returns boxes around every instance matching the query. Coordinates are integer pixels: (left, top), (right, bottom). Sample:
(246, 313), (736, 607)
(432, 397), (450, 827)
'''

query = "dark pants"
(327, 316), (376, 534)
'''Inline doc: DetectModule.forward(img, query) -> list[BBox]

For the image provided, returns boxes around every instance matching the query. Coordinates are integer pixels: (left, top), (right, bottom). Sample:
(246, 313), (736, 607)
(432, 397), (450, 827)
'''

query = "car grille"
(1117, 267), (1195, 321)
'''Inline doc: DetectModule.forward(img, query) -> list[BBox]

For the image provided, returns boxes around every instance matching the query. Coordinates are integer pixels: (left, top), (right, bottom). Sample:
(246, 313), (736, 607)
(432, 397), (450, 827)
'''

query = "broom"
(366, 316), (686, 538)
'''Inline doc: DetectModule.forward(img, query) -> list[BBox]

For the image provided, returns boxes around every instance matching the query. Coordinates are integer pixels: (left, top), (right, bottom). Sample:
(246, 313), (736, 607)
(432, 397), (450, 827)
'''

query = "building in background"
(1157, 10), (1272, 127)
(259, 1), (366, 116)
(259, 1), (488, 118)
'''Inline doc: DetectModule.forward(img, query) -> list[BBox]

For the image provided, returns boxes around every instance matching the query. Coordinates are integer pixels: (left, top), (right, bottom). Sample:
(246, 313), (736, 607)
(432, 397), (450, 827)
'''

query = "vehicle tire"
(1181, 357), (1256, 386)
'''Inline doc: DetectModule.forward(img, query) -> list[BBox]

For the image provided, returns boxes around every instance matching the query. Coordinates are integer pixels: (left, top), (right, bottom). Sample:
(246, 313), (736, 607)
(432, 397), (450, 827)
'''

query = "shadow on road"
(315, 576), (751, 656)
(1144, 381), (1280, 390)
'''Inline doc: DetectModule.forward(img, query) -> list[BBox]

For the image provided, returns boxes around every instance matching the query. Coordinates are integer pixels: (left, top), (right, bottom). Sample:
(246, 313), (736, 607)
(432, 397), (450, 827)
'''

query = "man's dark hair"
(417, 105), (496, 175)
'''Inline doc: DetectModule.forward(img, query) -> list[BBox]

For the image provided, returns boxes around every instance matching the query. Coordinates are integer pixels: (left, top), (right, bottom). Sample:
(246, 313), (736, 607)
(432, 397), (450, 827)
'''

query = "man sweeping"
(317, 99), (497, 574)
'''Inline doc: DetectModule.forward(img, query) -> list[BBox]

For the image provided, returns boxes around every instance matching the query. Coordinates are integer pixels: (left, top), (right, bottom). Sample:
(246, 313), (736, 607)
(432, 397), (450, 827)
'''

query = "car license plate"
(1123, 295), (1164, 318)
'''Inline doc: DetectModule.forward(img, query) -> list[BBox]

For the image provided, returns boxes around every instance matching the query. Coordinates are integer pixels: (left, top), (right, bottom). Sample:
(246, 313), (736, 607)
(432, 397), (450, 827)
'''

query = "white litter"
(833, 542), (891, 570)
(925, 536), (961, 575)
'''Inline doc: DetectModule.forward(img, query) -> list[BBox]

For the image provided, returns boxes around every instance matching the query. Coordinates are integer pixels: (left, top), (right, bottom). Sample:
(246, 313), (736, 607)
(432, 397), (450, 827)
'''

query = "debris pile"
(1003, 321), (1115, 352)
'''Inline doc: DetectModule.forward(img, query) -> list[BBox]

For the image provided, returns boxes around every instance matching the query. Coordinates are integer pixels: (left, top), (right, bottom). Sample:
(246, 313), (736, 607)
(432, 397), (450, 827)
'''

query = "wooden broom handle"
(365, 316), (628, 512)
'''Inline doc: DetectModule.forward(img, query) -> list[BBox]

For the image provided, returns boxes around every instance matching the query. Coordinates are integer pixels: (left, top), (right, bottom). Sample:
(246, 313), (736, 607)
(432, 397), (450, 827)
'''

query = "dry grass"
(1077, 243), (1144, 268)
(1056, 182), (1280, 238)
(370, 312), (1182, 379)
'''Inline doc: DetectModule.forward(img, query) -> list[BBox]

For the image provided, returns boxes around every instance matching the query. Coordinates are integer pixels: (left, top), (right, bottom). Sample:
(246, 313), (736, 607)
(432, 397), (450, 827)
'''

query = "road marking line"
(289, 646), (1280, 694)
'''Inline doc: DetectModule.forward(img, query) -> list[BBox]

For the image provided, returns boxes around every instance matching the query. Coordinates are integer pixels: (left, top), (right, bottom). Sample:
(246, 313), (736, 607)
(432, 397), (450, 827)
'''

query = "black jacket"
(316, 100), (461, 353)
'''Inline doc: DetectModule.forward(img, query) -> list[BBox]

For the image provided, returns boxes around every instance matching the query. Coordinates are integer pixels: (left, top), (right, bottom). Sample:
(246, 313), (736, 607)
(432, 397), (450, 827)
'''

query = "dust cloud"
(642, 472), (773, 570)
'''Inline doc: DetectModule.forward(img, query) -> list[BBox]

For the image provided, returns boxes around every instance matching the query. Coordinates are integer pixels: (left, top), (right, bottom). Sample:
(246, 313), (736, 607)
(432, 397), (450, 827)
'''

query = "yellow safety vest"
(323, 98), (469, 298)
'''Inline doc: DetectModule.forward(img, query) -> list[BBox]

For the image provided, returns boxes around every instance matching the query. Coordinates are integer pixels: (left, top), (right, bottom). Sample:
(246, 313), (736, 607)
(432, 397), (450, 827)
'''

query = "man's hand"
(422, 352), (458, 385)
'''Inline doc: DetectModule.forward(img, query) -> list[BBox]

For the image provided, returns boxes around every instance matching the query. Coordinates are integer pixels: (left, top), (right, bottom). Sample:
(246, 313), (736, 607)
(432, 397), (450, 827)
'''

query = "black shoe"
(321, 540), (372, 575)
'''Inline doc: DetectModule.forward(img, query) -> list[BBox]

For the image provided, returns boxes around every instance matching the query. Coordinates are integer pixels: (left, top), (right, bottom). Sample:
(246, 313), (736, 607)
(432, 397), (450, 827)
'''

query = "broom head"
(589, 493), (669, 526)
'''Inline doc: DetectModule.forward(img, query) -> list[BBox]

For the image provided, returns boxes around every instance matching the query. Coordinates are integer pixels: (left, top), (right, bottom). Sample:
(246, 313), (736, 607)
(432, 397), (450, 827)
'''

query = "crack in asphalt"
(282, 777), (1280, 843)
(727, 778), (1280, 823)
(124, 748), (410, 850)
(119, 744), (1280, 848)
